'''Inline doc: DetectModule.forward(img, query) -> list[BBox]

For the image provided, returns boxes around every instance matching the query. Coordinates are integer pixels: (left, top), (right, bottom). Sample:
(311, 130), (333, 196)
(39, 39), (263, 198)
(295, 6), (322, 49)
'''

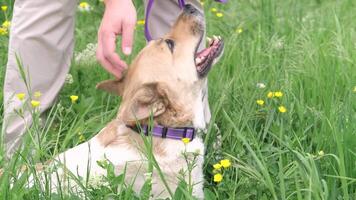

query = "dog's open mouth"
(195, 35), (224, 77)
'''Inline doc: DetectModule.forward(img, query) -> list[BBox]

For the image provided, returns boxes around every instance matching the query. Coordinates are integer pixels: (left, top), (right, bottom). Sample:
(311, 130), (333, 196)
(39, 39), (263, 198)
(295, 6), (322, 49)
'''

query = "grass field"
(1, 0), (356, 199)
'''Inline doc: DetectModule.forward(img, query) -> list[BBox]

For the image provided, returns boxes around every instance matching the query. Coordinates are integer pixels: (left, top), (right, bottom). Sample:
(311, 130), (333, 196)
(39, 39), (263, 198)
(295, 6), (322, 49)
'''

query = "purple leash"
(144, 0), (228, 41)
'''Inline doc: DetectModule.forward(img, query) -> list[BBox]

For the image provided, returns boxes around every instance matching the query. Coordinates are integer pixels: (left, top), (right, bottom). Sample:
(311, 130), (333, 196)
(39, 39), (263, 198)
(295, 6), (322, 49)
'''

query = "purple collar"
(145, 0), (228, 41)
(128, 124), (196, 141)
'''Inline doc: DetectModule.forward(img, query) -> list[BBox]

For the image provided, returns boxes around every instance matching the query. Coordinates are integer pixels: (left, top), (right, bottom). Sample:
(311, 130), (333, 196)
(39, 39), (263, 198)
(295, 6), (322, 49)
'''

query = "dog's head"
(97, 4), (224, 129)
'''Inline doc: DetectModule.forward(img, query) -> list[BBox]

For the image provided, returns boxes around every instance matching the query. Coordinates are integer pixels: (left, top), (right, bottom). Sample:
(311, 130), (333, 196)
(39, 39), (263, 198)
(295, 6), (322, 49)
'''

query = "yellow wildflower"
(210, 8), (217, 13)
(2, 20), (11, 29)
(274, 91), (283, 98)
(34, 91), (42, 98)
(0, 27), (7, 35)
(70, 95), (79, 103)
(278, 106), (287, 113)
(216, 12), (223, 18)
(267, 91), (274, 98)
(236, 28), (243, 34)
(318, 150), (324, 156)
(220, 159), (231, 168)
(16, 93), (26, 101)
(1, 5), (7, 12)
(213, 173), (223, 183)
(213, 163), (222, 170)
(353, 86), (356, 93)
(78, 2), (91, 12)
(181, 137), (190, 144)
(137, 20), (145, 25)
(256, 99), (264, 106)
(31, 100), (40, 108)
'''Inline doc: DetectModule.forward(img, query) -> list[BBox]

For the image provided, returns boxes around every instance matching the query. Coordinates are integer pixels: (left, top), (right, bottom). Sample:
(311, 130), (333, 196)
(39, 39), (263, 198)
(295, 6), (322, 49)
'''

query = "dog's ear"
(96, 79), (125, 96)
(120, 82), (169, 124)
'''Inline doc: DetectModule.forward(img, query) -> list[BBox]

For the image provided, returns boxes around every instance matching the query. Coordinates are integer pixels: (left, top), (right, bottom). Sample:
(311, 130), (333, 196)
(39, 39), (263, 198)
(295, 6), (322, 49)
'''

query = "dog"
(2, 4), (224, 199)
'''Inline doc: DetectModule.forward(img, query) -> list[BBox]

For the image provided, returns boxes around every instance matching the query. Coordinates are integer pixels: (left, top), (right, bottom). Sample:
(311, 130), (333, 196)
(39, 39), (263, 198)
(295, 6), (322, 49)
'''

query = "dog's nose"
(183, 4), (198, 14)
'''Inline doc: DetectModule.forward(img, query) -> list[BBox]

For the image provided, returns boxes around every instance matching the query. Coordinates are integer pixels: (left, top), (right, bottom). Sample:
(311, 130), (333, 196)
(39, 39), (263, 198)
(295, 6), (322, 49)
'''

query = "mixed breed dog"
(2, 4), (225, 199)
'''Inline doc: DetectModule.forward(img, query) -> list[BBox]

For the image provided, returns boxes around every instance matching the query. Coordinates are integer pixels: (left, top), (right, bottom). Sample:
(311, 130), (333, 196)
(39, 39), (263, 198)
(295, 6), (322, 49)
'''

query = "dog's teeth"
(207, 37), (212, 43)
(213, 35), (219, 40)
(218, 36), (221, 40)
(196, 57), (202, 63)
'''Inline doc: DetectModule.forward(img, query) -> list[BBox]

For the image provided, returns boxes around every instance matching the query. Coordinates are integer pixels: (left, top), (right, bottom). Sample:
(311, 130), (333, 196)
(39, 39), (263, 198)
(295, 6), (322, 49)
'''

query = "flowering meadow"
(0, 0), (356, 199)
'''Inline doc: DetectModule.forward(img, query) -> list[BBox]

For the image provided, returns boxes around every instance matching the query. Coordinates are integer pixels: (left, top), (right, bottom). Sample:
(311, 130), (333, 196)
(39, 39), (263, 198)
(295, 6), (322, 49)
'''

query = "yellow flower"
(274, 91), (283, 98)
(137, 20), (145, 25)
(181, 137), (190, 144)
(353, 86), (356, 93)
(1, 5), (7, 12)
(220, 159), (231, 168)
(70, 95), (79, 103)
(318, 150), (324, 156)
(2, 20), (11, 29)
(278, 106), (287, 113)
(213, 163), (222, 170)
(256, 99), (264, 106)
(31, 100), (40, 108)
(213, 173), (223, 182)
(34, 91), (42, 98)
(210, 8), (217, 13)
(78, 2), (91, 12)
(16, 93), (26, 101)
(216, 12), (223, 18)
(0, 27), (7, 35)
(236, 28), (243, 34)
(267, 91), (274, 98)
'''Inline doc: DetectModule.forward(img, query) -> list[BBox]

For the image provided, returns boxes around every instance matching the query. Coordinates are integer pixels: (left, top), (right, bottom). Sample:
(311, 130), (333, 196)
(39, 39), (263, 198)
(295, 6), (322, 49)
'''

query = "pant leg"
(143, 0), (211, 125)
(2, 0), (77, 157)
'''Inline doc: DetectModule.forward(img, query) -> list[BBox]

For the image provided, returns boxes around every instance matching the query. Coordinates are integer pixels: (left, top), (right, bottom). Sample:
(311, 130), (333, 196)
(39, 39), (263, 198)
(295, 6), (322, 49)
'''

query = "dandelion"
(353, 86), (356, 93)
(267, 91), (274, 98)
(31, 100), (40, 108)
(318, 150), (324, 156)
(16, 93), (26, 101)
(220, 159), (231, 168)
(213, 163), (222, 170)
(278, 106), (287, 113)
(1, 5), (7, 12)
(2, 20), (11, 29)
(274, 91), (283, 98)
(0, 27), (7, 35)
(137, 20), (145, 25)
(236, 28), (243, 34)
(210, 8), (217, 13)
(181, 137), (190, 144)
(78, 2), (92, 12)
(213, 173), (223, 183)
(256, 82), (266, 89)
(34, 91), (42, 98)
(256, 99), (264, 106)
(70, 95), (79, 103)
(216, 12), (223, 18)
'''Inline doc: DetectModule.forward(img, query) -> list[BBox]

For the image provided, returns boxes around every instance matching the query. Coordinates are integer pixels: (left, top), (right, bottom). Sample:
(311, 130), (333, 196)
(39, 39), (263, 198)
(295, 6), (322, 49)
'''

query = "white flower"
(74, 43), (98, 65)
(256, 83), (266, 89)
(65, 73), (74, 84)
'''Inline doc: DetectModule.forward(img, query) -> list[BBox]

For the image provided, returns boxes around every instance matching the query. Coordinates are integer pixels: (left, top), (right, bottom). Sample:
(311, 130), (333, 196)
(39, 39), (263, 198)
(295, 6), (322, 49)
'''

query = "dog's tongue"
(196, 47), (212, 57)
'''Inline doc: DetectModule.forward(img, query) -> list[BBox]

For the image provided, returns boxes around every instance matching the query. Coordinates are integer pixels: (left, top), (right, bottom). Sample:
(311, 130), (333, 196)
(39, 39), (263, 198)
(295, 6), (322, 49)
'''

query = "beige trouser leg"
(143, 0), (211, 125)
(2, 0), (77, 157)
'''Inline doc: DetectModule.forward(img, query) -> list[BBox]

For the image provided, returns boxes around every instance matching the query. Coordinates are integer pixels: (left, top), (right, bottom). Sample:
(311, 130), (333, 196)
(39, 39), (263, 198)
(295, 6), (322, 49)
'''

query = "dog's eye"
(165, 39), (175, 53)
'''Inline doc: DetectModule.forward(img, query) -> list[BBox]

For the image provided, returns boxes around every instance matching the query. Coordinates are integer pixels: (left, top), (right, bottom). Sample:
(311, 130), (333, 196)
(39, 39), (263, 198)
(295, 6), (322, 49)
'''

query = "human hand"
(97, 0), (137, 79)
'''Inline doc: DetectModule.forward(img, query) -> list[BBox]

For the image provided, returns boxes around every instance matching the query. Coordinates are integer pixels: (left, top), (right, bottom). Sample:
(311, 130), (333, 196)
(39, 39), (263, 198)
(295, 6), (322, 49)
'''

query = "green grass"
(1, 0), (356, 199)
